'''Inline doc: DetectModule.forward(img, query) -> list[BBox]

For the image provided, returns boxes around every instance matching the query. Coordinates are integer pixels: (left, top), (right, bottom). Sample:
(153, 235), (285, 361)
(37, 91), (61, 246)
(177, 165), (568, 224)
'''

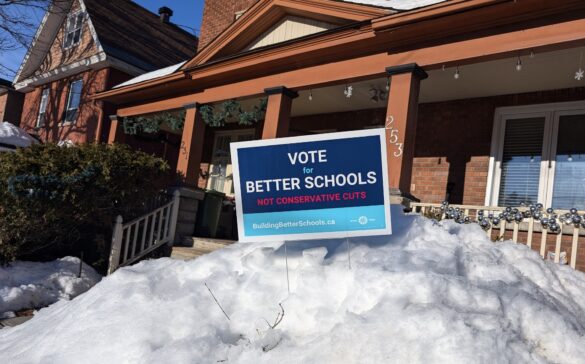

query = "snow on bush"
(0, 257), (101, 316)
(1, 208), (585, 363)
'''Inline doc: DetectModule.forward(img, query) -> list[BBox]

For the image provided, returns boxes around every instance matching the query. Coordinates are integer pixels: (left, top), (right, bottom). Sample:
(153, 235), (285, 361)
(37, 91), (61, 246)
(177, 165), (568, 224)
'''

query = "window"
(63, 12), (84, 49)
(488, 102), (585, 210)
(63, 80), (82, 123)
(36, 88), (50, 127)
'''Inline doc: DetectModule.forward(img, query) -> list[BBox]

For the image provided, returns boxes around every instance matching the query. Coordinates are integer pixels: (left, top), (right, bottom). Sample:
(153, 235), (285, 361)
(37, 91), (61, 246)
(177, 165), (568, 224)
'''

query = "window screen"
(498, 117), (545, 206)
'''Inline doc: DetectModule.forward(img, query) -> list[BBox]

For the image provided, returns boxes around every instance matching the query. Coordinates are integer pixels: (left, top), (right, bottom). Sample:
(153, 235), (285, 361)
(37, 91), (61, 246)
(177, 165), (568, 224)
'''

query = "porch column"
(176, 103), (206, 187)
(107, 115), (125, 144)
(262, 86), (298, 139)
(385, 63), (428, 198)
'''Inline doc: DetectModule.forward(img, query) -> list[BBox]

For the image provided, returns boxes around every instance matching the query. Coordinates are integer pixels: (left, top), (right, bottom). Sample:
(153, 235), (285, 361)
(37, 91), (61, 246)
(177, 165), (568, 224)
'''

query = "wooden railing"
(107, 191), (181, 275)
(411, 202), (584, 270)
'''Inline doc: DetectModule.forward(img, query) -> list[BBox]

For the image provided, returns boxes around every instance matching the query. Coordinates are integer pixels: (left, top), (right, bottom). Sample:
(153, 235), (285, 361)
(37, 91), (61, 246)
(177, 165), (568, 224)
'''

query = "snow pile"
(0, 121), (38, 151)
(2, 209), (585, 363)
(0, 257), (101, 317)
(114, 61), (186, 89)
(343, 0), (446, 10)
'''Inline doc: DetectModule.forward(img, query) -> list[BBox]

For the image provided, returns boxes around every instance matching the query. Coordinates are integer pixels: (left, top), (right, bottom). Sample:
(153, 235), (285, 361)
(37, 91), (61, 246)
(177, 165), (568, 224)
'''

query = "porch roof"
(93, 0), (585, 117)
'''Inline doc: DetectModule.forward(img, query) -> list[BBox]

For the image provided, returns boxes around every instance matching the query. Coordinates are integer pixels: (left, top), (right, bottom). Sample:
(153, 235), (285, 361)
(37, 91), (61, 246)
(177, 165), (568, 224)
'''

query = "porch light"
(516, 56), (522, 71)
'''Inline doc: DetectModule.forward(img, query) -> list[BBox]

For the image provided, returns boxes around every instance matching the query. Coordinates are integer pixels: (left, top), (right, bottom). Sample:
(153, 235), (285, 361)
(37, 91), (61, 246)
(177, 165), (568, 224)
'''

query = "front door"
(207, 130), (255, 195)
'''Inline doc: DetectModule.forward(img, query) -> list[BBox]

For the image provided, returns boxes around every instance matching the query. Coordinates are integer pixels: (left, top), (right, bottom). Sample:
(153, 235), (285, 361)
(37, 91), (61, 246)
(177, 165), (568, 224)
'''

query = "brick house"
(0, 78), (24, 125)
(96, 0), (585, 268)
(13, 0), (198, 144)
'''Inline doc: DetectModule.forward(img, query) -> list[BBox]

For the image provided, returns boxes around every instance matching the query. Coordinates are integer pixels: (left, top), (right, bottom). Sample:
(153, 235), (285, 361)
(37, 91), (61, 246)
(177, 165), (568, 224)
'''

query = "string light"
(529, 49), (535, 58)
(454, 67), (460, 80)
(308, 89), (313, 101)
(385, 78), (390, 91)
(516, 56), (522, 71)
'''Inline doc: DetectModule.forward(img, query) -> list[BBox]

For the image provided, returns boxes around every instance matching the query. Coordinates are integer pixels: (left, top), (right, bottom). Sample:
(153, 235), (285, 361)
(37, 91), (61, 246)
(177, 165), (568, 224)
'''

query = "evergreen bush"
(0, 143), (169, 272)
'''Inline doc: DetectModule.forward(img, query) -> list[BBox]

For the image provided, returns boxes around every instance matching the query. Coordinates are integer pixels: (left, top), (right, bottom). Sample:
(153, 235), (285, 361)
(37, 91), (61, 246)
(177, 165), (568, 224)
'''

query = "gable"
(183, 0), (391, 69)
(245, 16), (336, 51)
(35, 0), (100, 77)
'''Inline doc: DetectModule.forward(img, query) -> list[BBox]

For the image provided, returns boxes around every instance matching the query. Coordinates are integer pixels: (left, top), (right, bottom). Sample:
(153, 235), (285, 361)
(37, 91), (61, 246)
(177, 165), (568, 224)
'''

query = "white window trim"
(486, 100), (585, 207)
(63, 79), (83, 124)
(63, 11), (84, 50)
(36, 88), (50, 128)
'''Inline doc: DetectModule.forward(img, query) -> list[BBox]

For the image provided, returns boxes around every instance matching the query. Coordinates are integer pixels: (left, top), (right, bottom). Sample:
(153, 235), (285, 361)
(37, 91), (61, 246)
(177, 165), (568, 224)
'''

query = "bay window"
(488, 101), (585, 210)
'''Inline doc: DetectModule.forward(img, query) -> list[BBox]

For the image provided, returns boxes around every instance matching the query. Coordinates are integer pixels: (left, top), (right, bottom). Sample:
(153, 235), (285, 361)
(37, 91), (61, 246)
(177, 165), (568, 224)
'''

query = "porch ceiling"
(287, 47), (585, 117)
(420, 47), (585, 103)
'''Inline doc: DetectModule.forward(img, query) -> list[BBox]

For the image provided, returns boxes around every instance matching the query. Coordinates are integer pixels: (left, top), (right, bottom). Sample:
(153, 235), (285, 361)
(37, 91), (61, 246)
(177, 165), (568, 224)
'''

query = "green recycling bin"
(194, 189), (226, 238)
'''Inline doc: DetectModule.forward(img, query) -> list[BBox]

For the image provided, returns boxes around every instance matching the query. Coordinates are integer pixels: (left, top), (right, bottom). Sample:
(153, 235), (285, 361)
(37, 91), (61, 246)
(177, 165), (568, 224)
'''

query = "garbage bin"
(194, 190), (226, 238)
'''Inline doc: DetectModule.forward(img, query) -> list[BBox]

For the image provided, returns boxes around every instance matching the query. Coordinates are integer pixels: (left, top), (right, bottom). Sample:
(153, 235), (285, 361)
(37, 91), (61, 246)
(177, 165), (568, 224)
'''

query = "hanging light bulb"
(529, 49), (535, 58)
(568, 154), (573, 162)
(385, 78), (390, 91)
(442, 64), (446, 71)
(454, 67), (460, 80)
(309, 89), (313, 101)
(516, 56), (522, 71)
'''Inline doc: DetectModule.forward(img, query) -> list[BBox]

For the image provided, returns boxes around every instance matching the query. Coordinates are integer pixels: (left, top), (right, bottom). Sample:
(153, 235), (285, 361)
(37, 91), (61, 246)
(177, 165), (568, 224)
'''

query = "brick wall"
(0, 90), (24, 125)
(20, 68), (115, 144)
(198, 0), (257, 51)
(413, 87), (585, 205)
(35, 0), (99, 76)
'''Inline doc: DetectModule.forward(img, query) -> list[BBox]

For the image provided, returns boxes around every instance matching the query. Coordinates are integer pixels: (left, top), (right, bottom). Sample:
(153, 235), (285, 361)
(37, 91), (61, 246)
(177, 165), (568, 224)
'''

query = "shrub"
(0, 143), (169, 272)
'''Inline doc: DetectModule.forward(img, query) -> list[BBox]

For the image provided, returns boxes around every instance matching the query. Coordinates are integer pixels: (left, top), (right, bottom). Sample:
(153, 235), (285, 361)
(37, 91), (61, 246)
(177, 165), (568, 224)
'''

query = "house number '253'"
(385, 116), (403, 157)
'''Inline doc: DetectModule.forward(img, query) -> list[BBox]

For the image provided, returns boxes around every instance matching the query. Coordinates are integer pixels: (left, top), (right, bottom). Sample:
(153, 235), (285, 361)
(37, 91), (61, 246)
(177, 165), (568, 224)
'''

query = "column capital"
(183, 102), (200, 110)
(109, 115), (119, 121)
(386, 63), (428, 80)
(264, 86), (298, 99)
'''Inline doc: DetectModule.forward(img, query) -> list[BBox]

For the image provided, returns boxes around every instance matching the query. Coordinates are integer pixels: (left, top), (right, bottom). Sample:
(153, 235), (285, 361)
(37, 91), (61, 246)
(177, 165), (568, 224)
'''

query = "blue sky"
(0, 0), (205, 81)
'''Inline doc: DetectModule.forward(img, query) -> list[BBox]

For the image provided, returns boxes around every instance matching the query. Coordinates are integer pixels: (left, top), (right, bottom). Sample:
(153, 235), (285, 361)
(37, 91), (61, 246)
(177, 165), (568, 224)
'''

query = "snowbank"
(0, 257), (101, 317)
(0, 121), (38, 151)
(1, 209), (585, 363)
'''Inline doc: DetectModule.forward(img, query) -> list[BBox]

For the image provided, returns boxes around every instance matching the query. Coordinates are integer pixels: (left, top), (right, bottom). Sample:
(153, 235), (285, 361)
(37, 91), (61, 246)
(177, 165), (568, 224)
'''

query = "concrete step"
(171, 237), (236, 260)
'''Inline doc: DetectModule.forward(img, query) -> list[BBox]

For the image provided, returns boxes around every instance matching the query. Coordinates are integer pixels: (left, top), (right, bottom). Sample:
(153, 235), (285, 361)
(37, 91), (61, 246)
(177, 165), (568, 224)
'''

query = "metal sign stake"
(284, 240), (290, 294)
(346, 238), (352, 270)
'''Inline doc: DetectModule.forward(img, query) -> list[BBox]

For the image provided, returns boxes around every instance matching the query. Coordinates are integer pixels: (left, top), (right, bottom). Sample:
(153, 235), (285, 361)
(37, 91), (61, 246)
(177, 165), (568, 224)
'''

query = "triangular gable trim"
(14, 0), (107, 89)
(182, 0), (390, 69)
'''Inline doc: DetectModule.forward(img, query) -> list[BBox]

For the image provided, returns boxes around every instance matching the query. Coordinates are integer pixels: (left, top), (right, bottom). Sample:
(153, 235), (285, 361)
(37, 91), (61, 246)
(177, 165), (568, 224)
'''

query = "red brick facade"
(0, 90), (24, 125)
(198, 0), (257, 51)
(19, 68), (133, 144)
(413, 87), (585, 205)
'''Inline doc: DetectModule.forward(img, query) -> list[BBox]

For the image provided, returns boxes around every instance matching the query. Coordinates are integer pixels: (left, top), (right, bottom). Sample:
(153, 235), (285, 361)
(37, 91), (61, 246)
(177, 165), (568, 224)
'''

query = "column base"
(169, 186), (205, 245)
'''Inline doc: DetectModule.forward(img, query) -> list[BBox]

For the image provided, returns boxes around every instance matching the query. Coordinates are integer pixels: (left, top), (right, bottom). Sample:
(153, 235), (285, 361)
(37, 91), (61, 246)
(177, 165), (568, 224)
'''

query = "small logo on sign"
(358, 216), (369, 225)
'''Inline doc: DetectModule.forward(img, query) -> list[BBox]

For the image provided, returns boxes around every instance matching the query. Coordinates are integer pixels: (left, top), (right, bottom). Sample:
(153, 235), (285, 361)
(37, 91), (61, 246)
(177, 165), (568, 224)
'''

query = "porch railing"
(107, 190), (181, 275)
(410, 202), (584, 270)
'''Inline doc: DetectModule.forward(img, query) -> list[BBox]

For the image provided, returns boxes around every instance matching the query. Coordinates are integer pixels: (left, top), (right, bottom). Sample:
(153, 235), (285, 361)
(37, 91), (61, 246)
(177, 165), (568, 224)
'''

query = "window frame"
(486, 100), (585, 208)
(63, 11), (85, 49)
(63, 79), (83, 124)
(36, 87), (50, 128)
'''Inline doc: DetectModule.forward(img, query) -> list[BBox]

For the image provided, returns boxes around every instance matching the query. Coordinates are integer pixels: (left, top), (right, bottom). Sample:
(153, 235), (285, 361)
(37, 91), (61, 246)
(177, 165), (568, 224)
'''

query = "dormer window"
(63, 12), (84, 49)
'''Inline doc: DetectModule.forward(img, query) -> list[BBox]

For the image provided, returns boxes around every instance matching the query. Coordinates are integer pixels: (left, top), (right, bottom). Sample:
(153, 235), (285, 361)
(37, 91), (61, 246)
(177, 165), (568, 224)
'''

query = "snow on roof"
(343, 0), (446, 10)
(113, 61), (186, 89)
(2, 207), (585, 362)
(0, 121), (38, 150)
